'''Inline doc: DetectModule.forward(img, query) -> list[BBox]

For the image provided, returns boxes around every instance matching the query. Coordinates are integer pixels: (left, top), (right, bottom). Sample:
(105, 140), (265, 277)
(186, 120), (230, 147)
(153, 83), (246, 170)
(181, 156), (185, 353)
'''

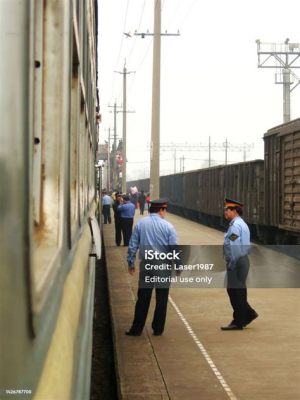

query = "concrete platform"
(103, 211), (300, 400)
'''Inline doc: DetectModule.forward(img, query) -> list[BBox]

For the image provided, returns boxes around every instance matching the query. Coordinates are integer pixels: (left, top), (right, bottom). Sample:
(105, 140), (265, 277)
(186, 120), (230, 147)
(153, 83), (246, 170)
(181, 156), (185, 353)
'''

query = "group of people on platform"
(101, 189), (151, 246)
(102, 190), (258, 336)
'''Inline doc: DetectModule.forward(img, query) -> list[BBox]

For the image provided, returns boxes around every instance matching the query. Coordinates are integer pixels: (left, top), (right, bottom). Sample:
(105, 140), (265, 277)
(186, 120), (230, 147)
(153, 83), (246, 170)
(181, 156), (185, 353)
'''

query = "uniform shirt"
(224, 216), (250, 270)
(118, 202), (135, 219)
(102, 194), (112, 206)
(112, 201), (122, 220)
(127, 213), (177, 267)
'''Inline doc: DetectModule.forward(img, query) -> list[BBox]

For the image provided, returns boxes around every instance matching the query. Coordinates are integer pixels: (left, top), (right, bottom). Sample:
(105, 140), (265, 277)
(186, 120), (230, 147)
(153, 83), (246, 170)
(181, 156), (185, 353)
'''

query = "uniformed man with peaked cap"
(221, 198), (258, 330)
(125, 198), (178, 336)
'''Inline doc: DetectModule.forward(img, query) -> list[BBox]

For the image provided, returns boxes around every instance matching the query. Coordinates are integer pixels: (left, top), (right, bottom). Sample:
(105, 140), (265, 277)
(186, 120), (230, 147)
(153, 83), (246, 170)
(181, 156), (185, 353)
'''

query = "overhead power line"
(110, 0), (131, 103)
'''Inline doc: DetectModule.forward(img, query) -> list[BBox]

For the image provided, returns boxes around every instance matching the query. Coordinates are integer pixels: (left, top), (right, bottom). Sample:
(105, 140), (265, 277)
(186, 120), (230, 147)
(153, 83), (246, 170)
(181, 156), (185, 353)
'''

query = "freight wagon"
(264, 118), (300, 243)
(128, 161), (264, 235)
(128, 119), (300, 245)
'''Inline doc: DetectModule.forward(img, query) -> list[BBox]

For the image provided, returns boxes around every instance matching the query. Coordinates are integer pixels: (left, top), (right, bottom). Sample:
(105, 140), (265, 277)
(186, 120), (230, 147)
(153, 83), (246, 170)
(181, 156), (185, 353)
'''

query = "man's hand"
(128, 267), (135, 275)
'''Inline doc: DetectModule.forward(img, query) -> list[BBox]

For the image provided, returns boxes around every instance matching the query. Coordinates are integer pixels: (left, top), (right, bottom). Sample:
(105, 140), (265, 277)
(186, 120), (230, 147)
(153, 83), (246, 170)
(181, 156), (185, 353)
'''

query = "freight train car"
(128, 160), (264, 235)
(128, 119), (300, 245)
(162, 160), (264, 231)
(264, 118), (300, 243)
(0, 1), (100, 399)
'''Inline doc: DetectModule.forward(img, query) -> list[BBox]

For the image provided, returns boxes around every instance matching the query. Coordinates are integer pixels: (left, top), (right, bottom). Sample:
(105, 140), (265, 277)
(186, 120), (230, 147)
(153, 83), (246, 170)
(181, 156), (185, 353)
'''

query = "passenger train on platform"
(0, 1), (101, 399)
(128, 119), (300, 245)
(1, 1), (299, 398)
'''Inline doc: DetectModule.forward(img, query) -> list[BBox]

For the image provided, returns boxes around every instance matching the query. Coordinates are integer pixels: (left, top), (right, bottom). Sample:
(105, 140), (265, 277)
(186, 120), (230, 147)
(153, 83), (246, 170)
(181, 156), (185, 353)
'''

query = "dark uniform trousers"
(121, 217), (133, 246)
(112, 203), (122, 246)
(227, 255), (256, 326)
(139, 202), (145, 215)
(114, 218), (122, 246)
(131, 287), (169, 334)
(130, 263), (171, 334)
(102, 205), (111, 224)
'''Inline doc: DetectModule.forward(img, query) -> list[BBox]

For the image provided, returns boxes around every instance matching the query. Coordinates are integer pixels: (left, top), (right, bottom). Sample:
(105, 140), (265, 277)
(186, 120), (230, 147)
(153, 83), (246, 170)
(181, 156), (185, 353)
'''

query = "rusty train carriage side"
(0, 1), (100, 399)
(166, 161), (264, 226)
(281, 130), (300, 231)
(264, 118), (300, 241)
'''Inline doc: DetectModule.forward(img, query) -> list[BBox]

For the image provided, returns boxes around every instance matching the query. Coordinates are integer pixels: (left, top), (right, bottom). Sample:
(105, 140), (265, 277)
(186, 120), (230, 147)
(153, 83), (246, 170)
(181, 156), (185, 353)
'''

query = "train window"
(89, 140), (95, 206)
(70, 30), (80, 243)
(32, 1), (64, 312)
(32, 0), (43, 226)
(76, 0), (80, 29)
(79, 97), (86, 225)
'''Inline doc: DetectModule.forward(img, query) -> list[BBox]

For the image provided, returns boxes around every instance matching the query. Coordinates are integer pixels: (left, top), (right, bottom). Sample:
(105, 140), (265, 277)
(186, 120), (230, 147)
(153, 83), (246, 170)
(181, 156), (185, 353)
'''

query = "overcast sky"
(98, 0), (300, 180)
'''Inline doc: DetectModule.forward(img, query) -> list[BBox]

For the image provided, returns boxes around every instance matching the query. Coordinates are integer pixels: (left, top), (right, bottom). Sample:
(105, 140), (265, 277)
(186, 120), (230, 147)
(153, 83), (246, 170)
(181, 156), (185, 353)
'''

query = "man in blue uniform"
(118, 195), (136, 246)
(102, 191), (112, 224)
(221, 198), (258, 330)
(126, 198), (178, 336)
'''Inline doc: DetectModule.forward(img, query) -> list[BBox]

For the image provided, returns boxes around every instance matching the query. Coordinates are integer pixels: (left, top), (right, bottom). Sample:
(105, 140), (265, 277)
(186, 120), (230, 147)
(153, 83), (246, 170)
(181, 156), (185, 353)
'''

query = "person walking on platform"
(145, 193), (151, 213)
(118, 195), (135, 246)
(221, 198), (258, 331)
(102, 191), (112, 224)
(112, 192), (123, 246)
(126, 199), (178, 336)
(138, 190), (146, 215)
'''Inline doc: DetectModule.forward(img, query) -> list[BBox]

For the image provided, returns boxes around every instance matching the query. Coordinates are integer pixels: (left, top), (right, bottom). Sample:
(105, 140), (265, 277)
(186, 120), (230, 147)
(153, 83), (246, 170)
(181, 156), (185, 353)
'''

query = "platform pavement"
(102, 211), (300, 400)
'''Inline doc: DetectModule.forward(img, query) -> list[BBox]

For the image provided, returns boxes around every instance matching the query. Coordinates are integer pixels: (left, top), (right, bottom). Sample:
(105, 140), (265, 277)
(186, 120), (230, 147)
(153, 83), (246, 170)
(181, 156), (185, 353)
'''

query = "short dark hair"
(227, 206), (243, 216)
(149, 206), (166, 213)
(235, 206), (243, 215)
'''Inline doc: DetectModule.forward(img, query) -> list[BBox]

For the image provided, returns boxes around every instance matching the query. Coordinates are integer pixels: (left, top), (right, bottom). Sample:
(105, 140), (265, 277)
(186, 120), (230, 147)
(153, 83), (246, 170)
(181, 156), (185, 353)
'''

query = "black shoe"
(221, 323), (243, 331)
(153, 331), (163, 336)
(125, 330), (142, 336)
(244, 311), (258, 326)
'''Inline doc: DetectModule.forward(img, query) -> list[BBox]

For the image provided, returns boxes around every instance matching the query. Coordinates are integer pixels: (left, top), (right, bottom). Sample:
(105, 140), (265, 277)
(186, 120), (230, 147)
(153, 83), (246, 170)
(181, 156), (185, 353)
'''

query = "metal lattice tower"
(256, 39), (300, 122)
(147, 140), (254, 172)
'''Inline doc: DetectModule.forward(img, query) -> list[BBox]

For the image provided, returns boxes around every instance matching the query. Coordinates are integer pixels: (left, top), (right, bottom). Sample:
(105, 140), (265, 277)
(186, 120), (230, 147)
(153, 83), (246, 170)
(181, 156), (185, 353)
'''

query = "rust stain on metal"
(33, 163), (46, 244)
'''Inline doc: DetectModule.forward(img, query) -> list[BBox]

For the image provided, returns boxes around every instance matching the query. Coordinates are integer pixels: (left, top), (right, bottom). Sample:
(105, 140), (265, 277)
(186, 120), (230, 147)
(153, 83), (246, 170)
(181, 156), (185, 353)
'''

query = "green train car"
(0, 1), (101, 399)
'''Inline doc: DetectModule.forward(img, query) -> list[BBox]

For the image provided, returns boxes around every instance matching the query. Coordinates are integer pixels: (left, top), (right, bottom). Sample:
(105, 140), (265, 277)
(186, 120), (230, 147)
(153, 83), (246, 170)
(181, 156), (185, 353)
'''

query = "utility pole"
(122, 63), (128, 194)
(135, 1), (180, 199)
(150, 0), (161, 198)
(173, 148), (176, 173)
(104, 127), (112, 191)
(113, 103), (117, 189)
(107, 128), (111, 191)
(256, 39), (300, 123)
(208, 136), (211, 167)
(224, 139), (228, 165)
(283, 66), (291, 123)
(114, 61), (135, 193)
(179, 155), (185, 172)
(108, 102), (122, 190)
